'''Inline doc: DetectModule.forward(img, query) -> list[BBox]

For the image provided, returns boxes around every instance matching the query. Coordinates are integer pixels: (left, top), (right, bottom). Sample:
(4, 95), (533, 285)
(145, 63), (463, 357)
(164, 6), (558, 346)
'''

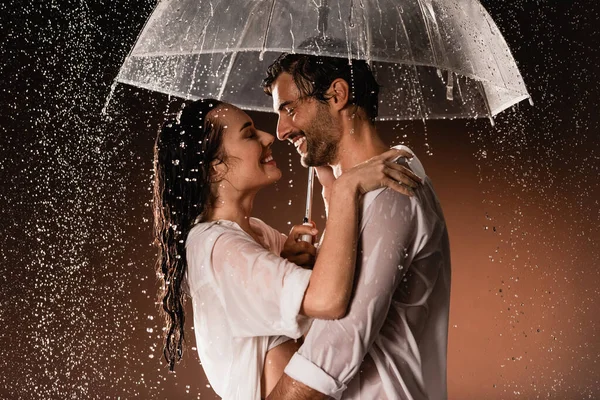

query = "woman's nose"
(259, 130), (275, 147)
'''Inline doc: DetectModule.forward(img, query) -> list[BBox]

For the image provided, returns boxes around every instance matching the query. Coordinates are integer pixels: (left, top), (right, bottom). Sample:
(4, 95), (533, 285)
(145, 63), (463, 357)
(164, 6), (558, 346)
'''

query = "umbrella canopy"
(117, 0), (531, 121)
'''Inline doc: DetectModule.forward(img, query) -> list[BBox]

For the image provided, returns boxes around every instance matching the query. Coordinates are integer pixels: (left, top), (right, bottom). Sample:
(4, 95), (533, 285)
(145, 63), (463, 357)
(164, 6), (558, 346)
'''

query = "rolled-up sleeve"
(284, 189), (419, 397)
(209, 231), (312, 339)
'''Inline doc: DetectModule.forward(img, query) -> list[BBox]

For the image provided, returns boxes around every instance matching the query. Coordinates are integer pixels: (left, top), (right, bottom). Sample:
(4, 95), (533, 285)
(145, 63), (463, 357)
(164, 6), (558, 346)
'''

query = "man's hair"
(263, 53), (380, 122)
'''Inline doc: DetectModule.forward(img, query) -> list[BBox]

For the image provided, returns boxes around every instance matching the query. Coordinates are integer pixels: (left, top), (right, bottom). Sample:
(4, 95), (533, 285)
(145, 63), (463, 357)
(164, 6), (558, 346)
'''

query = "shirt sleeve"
(268, 335), (294, 351)
(209, 230), (312, 339)
(284, 188), (426, 398)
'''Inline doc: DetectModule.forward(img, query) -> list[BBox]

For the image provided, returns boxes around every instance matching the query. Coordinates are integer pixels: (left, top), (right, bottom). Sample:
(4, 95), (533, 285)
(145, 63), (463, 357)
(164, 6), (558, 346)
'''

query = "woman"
(153, 99), (420, 399)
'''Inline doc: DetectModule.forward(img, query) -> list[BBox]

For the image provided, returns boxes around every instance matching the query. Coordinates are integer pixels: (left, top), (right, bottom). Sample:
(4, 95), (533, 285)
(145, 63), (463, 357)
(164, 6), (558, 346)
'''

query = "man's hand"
(281, 224), (318, 268)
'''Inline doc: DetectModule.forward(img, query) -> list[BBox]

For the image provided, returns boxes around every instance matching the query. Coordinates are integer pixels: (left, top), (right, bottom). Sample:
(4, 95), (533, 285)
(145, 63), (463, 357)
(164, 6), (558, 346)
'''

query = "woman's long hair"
(152, 99), (224, 371)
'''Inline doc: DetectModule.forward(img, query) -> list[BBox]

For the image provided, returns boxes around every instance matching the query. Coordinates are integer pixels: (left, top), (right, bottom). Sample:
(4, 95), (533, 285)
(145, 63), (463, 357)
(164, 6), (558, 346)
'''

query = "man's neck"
(331, 116), (388, 178)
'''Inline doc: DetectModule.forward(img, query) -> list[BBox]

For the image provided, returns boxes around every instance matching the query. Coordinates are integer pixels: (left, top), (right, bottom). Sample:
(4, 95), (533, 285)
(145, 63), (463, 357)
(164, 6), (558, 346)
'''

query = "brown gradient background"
(1, 1), (598, 399)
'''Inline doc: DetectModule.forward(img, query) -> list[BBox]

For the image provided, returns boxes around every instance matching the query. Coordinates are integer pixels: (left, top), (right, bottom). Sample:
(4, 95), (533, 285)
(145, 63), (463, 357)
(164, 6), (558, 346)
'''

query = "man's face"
(271, 73), (340, 167)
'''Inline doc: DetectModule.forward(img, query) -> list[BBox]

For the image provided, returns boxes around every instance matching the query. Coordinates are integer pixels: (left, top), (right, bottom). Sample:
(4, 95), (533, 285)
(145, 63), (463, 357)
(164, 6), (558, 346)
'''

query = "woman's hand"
(281, 223), (318, 268)
(335, 148), (422, 197)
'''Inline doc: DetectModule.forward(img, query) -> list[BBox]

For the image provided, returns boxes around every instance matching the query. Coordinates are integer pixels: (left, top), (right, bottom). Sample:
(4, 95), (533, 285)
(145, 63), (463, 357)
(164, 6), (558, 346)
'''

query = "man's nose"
(276, 116), (292, 141)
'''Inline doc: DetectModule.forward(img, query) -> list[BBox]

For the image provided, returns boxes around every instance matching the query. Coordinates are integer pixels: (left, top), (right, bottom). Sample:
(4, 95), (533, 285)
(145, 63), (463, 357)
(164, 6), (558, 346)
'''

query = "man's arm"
(267, 374), (327, 400)
(266, 188), (421, 399)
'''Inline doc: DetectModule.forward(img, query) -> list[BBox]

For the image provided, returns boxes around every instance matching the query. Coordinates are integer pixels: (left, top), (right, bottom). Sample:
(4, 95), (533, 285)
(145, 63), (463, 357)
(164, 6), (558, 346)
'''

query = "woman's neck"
(207, 190), (258, 240)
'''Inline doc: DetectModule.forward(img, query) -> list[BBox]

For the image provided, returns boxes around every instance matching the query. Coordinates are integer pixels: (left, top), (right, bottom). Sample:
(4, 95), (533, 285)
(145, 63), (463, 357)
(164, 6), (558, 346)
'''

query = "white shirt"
(284, 146), (452, 400)
(185, 218), (312, 400)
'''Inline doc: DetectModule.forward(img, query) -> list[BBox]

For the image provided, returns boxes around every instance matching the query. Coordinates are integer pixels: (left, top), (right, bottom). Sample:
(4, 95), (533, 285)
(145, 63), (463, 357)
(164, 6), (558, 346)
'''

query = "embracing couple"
(153, 53), (451, 400)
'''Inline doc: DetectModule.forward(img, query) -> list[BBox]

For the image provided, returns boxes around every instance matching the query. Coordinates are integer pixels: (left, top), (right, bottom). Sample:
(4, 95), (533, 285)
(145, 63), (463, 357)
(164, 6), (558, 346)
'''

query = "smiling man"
(262, 54), (452, 400)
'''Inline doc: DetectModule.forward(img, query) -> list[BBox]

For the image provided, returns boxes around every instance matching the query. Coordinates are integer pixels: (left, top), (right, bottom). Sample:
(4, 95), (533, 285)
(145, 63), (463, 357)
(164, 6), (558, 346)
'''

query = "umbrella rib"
(363, 4), (372, 63)
(181, 4), (209, 98)
(396, 5), (428, 121)
(261, 0), (278, 56)
(480, 5), (509, 90)
(415, 0), (440, 68)
(476, 81), (495, 124)
(217, 0), (267, 101)
(480, 10), (519, 99)
(217, 52), (239, 100)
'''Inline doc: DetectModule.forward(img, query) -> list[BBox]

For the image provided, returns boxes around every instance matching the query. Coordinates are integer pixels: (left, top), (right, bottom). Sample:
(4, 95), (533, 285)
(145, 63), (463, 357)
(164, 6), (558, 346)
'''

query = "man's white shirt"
(284, 145), (452, 400)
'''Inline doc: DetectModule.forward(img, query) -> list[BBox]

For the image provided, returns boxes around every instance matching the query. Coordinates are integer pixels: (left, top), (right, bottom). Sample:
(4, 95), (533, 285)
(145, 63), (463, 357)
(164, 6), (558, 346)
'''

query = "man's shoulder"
(362, 186), (414, 217)
(361, 178), (443, 228)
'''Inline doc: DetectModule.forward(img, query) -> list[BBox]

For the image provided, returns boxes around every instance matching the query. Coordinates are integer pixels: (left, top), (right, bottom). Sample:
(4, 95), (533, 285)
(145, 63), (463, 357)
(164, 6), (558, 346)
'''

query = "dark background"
(1, 1), (599, 399)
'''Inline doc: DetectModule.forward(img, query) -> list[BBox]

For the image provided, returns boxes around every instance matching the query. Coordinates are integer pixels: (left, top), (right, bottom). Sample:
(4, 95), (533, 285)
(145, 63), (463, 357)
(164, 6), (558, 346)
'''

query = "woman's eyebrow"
(239, 121), (252, 132)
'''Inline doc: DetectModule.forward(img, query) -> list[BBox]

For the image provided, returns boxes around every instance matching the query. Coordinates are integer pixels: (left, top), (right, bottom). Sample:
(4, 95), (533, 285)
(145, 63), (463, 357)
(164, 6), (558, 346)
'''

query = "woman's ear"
(327, 79), (350, 111)
(210, 160), (226, 182)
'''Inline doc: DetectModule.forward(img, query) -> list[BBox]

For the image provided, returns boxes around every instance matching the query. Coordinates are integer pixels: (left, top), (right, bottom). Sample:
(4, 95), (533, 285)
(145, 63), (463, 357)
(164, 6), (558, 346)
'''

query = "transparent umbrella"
(115, 0), (531, 228)
(116, 0), (531, 122)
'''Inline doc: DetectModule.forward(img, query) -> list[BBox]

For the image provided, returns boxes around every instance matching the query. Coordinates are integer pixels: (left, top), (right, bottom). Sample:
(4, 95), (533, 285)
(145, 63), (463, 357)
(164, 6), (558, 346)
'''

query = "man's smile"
(290, 134), (307, 155)
(293, 136), (306, 149)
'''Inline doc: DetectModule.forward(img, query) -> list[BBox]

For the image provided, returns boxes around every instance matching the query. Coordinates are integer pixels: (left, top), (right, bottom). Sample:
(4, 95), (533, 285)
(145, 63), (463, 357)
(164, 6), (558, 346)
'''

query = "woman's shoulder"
(249, 217), (277, 233)
(249, 218), (286, 239)
(249, 217), (286, 253)
(187, 220), (248, 248)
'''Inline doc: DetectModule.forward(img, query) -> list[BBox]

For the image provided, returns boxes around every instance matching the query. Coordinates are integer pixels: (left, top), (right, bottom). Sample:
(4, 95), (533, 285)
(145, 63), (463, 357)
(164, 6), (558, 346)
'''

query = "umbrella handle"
(299, 167), (315, 243)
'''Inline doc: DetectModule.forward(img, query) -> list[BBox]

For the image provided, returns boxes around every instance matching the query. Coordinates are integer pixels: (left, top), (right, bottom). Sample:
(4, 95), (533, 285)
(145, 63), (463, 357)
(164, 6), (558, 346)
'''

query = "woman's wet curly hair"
(152, 99), (225, 371)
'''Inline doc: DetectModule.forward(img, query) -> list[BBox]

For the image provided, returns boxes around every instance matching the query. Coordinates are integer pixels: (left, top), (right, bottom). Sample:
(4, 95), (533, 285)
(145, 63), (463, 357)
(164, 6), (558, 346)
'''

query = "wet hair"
(152, 99), (224, 371)
(262, 52), (380, 122)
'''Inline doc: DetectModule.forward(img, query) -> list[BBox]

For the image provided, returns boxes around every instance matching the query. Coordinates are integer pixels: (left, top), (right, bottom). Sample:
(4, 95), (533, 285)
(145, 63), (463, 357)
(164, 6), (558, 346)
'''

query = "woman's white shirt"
(185, 218), (312, 399)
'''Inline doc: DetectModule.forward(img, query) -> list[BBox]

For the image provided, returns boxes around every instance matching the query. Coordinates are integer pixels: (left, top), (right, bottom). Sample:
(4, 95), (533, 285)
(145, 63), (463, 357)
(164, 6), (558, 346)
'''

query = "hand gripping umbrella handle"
(299, 167), (315, 243)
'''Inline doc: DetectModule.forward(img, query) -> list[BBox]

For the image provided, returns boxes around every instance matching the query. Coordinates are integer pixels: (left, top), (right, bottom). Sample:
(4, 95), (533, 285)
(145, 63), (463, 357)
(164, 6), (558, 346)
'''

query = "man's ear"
(327, 79), (350, 111)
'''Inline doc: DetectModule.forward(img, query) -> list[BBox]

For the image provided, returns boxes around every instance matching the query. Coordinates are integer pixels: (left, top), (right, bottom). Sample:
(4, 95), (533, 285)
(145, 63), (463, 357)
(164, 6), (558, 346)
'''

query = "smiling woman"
(151, 99), (420, 399)
(209, 106), (282, 194)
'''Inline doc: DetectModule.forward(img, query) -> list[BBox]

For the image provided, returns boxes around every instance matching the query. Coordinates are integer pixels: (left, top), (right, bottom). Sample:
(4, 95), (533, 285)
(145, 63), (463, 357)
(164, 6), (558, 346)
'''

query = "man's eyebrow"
(277, 100), (293, 112)
(239, 121), (252, 132)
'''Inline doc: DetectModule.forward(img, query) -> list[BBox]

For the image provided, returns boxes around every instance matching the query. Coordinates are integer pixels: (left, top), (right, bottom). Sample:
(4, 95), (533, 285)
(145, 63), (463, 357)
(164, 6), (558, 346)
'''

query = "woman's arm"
(262, 339), (302, 399)
(299, 181), (358, 319)
(300, 148), (421, 320)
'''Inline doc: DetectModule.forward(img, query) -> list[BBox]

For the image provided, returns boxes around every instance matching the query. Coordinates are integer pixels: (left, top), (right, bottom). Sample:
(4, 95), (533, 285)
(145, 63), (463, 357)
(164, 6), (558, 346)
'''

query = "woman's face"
(211, 104), (282, 192)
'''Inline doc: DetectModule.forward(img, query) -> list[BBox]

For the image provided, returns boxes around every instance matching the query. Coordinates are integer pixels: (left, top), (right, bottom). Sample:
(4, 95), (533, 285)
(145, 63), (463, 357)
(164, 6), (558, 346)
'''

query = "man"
(262, 54), (452, 400)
